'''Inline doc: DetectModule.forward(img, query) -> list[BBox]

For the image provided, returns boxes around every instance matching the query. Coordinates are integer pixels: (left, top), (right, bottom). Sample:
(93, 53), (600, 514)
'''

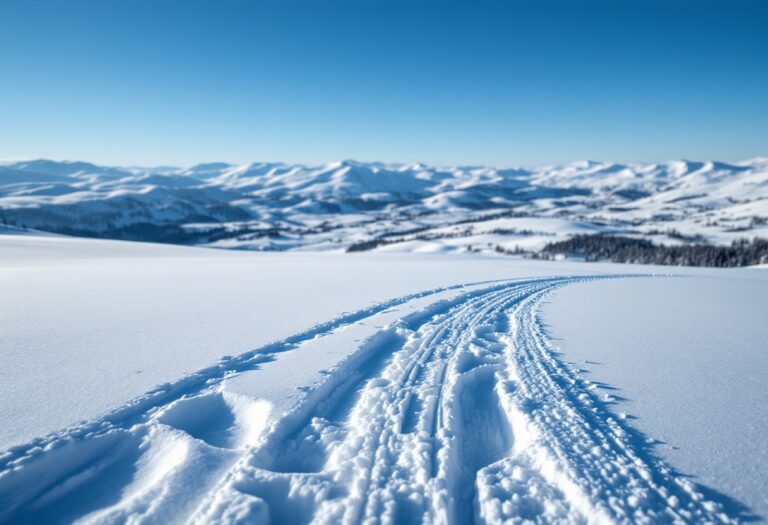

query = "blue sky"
(0, 0), (765, 167)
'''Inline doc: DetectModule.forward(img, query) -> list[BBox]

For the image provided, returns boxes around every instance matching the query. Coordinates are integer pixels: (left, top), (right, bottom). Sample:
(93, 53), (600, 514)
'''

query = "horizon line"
(3, 156), (767, 172)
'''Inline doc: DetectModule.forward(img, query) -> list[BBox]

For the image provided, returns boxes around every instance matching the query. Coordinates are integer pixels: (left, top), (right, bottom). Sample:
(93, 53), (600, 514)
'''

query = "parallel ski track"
(0, 278), (506, 473)
(0, 275), (737, 524)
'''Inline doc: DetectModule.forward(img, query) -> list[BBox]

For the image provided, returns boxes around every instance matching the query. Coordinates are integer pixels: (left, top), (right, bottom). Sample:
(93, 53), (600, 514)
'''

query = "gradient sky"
(0, 0), (766, 167)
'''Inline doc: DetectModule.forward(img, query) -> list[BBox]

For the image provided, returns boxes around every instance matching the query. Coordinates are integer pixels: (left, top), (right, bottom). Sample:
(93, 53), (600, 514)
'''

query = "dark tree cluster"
(346, 227), (538, 252)
(540, 234), (768, 267)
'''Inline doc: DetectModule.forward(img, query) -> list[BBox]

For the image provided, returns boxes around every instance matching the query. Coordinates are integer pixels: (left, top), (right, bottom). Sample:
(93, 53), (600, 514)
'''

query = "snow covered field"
(544, 278), (768, 520)
(1, 232), (766, 523)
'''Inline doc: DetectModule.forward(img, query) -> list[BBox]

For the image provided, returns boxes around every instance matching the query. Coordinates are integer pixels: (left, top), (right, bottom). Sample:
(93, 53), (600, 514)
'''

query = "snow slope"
(1, 158), (767, 254)
(0, 233), (765, 523)
(0, 234), (563, 448)
(543, 277), (768, 520)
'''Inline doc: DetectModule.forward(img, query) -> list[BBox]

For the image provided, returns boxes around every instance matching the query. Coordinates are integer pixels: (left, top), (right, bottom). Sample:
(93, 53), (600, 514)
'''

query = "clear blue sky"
(0, 0), (766, 167)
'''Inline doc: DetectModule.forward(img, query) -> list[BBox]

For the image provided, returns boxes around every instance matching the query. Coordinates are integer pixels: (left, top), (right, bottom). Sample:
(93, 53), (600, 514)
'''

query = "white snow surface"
(0, 233), (655, 449)
(543, 276), (768, 521)
(0, 233), (765, 523)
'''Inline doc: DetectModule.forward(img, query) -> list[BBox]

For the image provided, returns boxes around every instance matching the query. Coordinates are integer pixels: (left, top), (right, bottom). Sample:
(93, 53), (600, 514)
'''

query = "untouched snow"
(543, 277), (768, 520)
(0, 233), (766, 523)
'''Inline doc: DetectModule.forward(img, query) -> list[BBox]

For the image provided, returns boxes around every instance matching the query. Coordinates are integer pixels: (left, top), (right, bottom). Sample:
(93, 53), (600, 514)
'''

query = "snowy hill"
(0, 232), (766, 522)
(1, 158), (767, 253)
(1, 232), (767, 522)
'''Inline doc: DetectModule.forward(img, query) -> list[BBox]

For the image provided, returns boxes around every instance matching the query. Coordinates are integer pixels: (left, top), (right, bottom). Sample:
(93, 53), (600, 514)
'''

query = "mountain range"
(1, 158), (767, 255)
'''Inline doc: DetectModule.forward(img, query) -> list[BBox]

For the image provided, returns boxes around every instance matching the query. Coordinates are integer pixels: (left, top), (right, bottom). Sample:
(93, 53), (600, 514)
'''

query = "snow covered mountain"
(1, 158), (767, 253)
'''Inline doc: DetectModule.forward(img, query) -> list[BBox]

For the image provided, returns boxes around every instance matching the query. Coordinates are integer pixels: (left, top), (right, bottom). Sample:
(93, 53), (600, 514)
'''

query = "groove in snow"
(0, 276), (736, 524)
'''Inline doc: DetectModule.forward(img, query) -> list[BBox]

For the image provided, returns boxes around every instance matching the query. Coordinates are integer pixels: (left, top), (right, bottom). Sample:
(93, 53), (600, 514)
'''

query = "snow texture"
(543, 276), (768, 521)
(1, 233), (764, 523)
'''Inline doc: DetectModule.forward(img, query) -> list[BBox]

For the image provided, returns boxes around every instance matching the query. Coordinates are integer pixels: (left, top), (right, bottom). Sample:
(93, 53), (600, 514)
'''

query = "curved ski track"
(0, 276), (736, 524)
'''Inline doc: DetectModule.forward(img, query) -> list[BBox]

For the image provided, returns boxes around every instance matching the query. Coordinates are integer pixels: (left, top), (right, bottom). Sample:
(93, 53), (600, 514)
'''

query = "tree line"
(540, 234), (768, 267)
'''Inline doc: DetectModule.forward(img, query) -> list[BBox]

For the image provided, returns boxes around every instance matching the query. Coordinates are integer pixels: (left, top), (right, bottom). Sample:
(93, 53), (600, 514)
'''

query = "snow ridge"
(0, 275), (737, 524)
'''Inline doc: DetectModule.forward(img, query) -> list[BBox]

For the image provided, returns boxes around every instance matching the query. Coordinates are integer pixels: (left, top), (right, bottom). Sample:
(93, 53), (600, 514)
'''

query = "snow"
(542, 276), (768, 520)
(0, 232), (765, 523)
(0, 233), (651, 449)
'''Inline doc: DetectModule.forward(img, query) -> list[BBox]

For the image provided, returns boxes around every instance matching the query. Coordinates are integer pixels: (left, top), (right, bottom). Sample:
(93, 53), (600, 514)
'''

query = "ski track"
(0, 275), (738, 524)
